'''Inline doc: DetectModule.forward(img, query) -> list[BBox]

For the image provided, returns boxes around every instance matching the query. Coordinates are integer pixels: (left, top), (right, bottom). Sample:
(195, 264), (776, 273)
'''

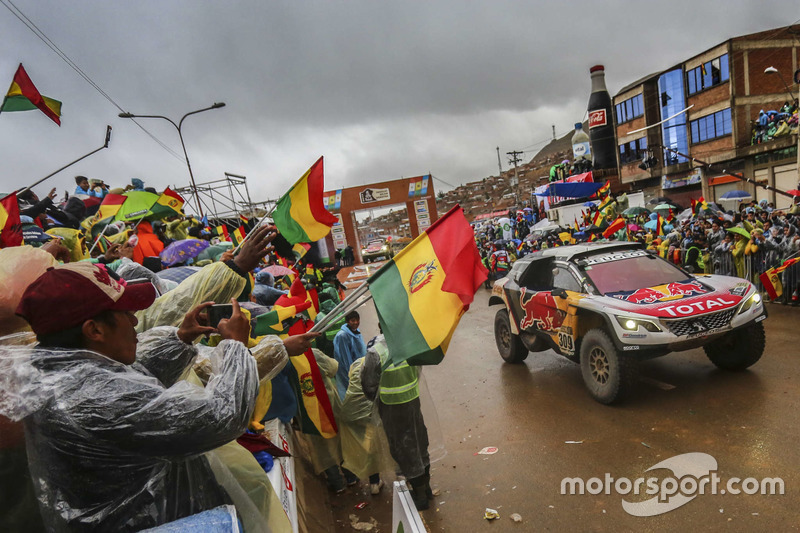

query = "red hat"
(16, 262), (157, 335)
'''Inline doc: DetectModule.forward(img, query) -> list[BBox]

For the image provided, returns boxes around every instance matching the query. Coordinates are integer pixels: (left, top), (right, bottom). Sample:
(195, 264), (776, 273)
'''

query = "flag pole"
(17, 126), (112, 196)
(232, 203), (278, 254)
(309, 281), (372, 333)
(87, 222), (113, 255)
(311, 283), (372, 333)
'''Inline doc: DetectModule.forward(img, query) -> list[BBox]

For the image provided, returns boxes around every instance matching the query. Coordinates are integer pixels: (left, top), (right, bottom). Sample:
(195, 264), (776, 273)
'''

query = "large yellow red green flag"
(760, 256), (800, 300)
(367, 205), (488, 366)
(2, 64), (61, 125)
(273, 157), (338, 244)
(148, 187), (185, 219)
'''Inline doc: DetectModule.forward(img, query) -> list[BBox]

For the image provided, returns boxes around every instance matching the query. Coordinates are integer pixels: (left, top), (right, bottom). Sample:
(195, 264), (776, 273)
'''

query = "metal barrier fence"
(699, 247), (799, 304)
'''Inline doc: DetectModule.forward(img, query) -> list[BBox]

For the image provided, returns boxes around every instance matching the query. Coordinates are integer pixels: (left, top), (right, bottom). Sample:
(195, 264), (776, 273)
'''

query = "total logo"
(660, 297), (737, 317)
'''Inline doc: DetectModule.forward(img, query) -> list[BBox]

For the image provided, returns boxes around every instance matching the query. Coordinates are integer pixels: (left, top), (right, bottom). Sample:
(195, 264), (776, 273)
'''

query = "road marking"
(640, 376), (676, 391)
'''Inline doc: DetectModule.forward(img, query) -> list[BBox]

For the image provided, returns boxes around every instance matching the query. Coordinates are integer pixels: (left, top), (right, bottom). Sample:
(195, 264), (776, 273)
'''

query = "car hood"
(588, 275), (752, 319)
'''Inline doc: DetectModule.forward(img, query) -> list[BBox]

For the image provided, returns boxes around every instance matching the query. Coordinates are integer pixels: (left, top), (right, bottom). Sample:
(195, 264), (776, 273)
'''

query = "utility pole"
(507, 150), (523, 204)
(496, 146), (503, 177)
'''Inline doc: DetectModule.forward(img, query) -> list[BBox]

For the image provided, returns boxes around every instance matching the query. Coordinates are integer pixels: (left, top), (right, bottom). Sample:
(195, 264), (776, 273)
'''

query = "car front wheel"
(703, 322), (765, 371)
(494, 309), (528, 363)
(579, 329), (637, 404)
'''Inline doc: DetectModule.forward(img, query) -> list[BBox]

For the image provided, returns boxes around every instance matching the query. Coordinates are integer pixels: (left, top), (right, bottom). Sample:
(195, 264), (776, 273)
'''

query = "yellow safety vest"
(375, 342), (420, 405)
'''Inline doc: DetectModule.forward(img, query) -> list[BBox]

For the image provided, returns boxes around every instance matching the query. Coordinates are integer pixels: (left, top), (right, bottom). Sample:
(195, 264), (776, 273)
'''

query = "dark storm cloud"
(0, 0), (794, 203)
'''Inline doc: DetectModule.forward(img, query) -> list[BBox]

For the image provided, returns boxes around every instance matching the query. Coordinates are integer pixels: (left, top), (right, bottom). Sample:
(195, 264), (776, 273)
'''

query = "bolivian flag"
(367, 206), (488, 366)
(82, 193), (127, 240)
(595, 180), (611, 198)
(2, 64), (61, 125)
(760, 257), (800, 300)
(254, 302), (312, 335)
(149, 187), (185, 219)
(0, 192), (23, 248)
(602, 216), (626, 239)
(214, 225), (230, 242)
(231, 225), (246, 247)
(273, 157), (338, 244)
(656, 213), (665, 236)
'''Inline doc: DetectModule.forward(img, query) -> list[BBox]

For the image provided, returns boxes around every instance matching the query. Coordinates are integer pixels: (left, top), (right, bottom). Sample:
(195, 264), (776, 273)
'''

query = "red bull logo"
(519, 288), (564, 331)
(665, 281), (707, 297)
(619, 287), (665, 304)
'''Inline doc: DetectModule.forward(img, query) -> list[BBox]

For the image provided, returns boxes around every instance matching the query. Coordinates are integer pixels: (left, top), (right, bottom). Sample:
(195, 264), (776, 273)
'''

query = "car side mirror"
(551, 288), (567, 299)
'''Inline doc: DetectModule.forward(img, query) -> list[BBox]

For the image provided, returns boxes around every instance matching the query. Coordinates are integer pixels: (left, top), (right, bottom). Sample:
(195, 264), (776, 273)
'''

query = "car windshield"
(581, 253), (688, 294)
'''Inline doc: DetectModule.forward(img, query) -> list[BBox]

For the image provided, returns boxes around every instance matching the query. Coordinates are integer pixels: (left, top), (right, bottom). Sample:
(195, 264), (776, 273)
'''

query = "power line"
(1, 0), (186, 163)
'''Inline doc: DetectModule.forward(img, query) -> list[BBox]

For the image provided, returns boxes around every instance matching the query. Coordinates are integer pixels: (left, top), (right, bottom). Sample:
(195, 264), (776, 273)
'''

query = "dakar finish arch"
(323, 175), (438, 264)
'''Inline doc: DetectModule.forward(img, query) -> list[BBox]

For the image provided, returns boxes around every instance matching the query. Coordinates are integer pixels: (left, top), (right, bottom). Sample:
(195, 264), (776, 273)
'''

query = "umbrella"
(653, 203), (678, 211)
(719, 190), (752, 202)
(523, 206), (533, 211)
(785, 189), (800, 196)
(263, 265), (295, 277)
(644, 220), (657, 231)
(159, 239), (210, 267)
(114, 191), (160, 222)
(583, 201), (596, 208)
(623, 206), (650, 217)
(726, 227), (751, 239)
(627, 224), (640, 232)
(648, 196), (672, 205)
(195, 242), (233, 262)
(493, 239), (509, 247)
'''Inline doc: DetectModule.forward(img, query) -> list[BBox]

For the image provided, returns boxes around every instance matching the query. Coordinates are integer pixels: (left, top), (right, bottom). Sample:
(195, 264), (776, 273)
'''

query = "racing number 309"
(558, 332), (574, 352)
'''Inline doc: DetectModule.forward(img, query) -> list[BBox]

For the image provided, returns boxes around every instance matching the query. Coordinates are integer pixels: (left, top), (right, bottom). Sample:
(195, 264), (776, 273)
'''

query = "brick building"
(613, 24), (799, 208)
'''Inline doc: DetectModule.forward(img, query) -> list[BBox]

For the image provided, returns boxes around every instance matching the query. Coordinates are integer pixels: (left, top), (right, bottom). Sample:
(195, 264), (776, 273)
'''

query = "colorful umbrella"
(263, 265), (295, 277)
(159, 239), (210, 267)
(114, 191), (160, 222)
(653, 203), (678, 211)
(785, 189), (800, 196)
(726, 227), (751, 239)
(623, 206), (650, 217)
(719, 190), (752, 202)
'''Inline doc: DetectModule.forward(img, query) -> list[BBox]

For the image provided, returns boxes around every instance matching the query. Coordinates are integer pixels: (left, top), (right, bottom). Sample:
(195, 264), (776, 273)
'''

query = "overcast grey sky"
(1, 1), (797, 207)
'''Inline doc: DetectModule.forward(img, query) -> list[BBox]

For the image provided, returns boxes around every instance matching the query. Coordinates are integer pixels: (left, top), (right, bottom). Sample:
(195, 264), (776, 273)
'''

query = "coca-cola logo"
(589, 109), (607, 129)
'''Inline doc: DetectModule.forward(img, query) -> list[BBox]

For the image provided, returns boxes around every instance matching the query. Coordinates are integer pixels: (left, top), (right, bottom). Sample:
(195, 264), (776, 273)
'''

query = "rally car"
(361, 239), (394, 263)
(490, 242), (767, 404)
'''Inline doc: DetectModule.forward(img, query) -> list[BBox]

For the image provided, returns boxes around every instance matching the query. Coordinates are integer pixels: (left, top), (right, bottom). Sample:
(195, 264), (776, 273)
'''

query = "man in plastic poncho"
(7, 261), (314, 531)
(333, 310), (366, 400)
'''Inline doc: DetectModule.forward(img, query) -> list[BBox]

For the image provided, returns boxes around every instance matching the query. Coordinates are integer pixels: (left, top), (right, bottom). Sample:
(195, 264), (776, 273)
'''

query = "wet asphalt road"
(346, 288), (800, 532)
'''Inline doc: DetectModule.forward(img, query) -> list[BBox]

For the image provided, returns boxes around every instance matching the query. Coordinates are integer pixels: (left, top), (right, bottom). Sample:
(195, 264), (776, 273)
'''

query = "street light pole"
(119, 102), (226, 217)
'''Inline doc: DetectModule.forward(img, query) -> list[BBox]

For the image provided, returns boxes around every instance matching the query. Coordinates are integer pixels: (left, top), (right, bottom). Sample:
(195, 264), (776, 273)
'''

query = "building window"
(619, 137), (648, 164)
(658, 68), (689, 165)
(687, 54), (729, 95)
(615, 93), (644, 124)
(690, 108), (732, 143)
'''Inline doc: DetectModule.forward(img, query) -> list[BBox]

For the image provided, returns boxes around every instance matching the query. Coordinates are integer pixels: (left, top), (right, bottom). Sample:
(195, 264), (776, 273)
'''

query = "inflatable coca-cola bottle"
(587, 65), (617, 171)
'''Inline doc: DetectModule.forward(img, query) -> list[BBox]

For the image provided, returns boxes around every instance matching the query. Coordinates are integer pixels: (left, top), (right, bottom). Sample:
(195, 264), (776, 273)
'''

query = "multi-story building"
(614, 24), (799, 207)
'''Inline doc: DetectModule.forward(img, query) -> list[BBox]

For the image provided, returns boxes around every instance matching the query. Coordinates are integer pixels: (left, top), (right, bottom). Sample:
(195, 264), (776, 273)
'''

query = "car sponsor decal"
(728, 282), (748, 297)
(581, 250), (649, 265)
(659, 296), (739, 317)
(519, 288), (565, 332)
(609, 279), (708, 305)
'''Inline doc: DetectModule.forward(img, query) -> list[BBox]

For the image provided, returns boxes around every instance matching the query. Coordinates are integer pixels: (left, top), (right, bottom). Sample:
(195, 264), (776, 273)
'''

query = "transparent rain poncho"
(135, 262), (247, 332)
(0, 326), (258, 532)
(339, 358), (396, 480)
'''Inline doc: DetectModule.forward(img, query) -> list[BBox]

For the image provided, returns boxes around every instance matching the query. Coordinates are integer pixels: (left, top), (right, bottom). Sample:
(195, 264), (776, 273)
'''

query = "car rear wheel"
(703, 322), (765, 371)
(494, 309), (528, 363)
(579, 329), (637, 404)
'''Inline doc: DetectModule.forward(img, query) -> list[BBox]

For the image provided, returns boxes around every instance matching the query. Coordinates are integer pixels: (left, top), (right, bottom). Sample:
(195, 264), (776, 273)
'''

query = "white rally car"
(490, 242), (767, 403)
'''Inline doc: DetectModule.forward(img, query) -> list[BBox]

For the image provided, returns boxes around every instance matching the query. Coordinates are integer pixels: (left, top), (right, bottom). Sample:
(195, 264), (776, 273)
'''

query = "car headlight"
(615, 316), (662, 332)
(738, 292), (762, 315)
(361, 249), (367, 255)
(382, 245), (388, 251)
